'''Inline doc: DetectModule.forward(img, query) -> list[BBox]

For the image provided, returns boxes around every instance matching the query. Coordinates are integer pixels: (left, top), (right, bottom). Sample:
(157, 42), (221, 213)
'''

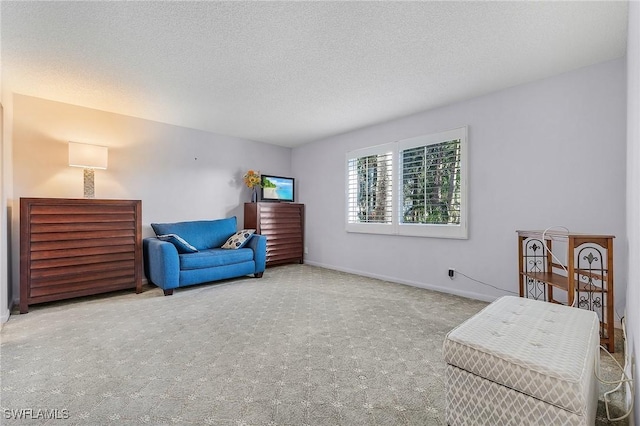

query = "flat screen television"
(261, 175), (295, 202)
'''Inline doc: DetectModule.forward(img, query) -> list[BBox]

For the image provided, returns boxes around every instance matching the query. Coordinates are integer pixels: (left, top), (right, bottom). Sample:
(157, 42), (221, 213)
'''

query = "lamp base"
(83, 168), (95, 199)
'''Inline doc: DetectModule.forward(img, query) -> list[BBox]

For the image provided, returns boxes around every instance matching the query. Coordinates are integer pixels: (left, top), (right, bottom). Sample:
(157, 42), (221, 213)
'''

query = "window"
(346, 127), (467, 239)
(346, 144), (395, 235)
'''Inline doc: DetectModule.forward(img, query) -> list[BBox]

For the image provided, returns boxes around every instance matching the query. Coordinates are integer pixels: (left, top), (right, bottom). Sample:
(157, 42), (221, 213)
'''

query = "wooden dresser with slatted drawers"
(244, 202), (304, 267)
(20, 198), (142, 313)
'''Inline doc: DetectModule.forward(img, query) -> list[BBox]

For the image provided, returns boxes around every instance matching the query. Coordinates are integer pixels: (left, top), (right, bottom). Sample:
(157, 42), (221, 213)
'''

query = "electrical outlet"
(304, 247), (309, 254)
(448, 268), (455, 279)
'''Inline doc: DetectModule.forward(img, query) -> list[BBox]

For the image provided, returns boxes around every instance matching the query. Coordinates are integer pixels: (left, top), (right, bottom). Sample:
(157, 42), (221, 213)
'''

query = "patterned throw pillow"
(157, 234), (198, 253)
(221, 229), (256, 249)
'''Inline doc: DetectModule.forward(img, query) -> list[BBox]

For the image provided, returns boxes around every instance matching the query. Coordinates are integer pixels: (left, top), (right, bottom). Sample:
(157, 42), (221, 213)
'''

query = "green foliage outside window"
(355, 154), (391, 223)
(401, 140), (461, 225)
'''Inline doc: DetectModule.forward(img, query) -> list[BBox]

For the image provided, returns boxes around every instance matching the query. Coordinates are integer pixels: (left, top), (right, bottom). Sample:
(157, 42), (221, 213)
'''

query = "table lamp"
(68, 142), (108, 198)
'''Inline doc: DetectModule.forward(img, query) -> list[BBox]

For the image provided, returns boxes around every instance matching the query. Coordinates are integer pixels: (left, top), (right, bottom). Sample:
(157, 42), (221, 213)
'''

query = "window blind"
(400, 139), (461, 225)
(345, 126), (467, 239)
(347, 151), (393, 224)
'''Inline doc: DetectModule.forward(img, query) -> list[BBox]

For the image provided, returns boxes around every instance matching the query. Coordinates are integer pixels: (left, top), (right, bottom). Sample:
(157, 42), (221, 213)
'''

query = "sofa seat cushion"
(179, 248), (254, 270)
(151, 217), (237, 250)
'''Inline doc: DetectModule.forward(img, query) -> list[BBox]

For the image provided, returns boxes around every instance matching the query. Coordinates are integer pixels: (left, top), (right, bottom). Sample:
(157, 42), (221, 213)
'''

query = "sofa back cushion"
(151, 217), (237, 250)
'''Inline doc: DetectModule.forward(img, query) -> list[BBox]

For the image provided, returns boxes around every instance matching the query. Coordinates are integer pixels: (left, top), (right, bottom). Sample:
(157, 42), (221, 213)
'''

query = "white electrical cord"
(453, 270), (519, 295)
(540, 226), (575, 306)
(539, 226), (634, 420)
(594, 317), (634, 421)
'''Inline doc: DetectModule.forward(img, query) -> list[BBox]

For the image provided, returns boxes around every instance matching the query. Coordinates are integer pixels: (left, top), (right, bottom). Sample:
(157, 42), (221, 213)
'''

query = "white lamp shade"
(68, 142), (108, 169)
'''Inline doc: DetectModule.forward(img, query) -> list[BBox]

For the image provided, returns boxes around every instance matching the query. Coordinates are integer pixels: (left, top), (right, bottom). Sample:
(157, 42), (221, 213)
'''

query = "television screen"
(261, 175), (294, 202)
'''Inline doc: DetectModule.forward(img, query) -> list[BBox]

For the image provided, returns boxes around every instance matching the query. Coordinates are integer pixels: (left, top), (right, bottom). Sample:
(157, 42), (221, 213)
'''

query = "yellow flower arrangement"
(243, 170), (262, 188)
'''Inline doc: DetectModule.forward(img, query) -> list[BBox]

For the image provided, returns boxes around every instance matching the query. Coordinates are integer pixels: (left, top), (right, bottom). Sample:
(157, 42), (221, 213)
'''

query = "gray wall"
(9, 94), (292, 306)
(292, 58), (628, 315)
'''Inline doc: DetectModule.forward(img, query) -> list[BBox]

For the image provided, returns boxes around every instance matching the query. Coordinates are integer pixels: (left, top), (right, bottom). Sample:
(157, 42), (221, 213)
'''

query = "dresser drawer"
(244, 202), (304, 267)
(20, 198), (142, 313)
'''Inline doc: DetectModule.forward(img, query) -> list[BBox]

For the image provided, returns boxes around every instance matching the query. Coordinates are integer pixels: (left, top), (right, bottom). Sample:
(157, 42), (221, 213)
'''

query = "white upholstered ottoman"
(443, 296), (600, 425)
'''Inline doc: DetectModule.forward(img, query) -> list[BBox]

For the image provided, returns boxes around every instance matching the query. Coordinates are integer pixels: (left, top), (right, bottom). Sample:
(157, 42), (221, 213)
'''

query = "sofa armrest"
(246, 234), (267, 274)
(143, 237), (180, 291)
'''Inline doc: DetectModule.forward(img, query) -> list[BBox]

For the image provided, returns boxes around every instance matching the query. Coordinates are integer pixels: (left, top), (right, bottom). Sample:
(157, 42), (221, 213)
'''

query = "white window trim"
(345, 126), (468, 239)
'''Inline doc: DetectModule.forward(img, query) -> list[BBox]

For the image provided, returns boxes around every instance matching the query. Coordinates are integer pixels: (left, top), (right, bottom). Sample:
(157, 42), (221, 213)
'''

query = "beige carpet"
(0, 265), (629, 425)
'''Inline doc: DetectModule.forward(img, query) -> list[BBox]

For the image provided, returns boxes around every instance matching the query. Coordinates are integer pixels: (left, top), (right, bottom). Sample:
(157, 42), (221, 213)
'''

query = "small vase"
(251, 187), (258, 203)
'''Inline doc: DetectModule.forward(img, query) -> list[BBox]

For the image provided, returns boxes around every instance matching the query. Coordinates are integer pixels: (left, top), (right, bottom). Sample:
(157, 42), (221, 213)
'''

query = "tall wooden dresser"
(20, 198), (142, 313)
(244, 202), (304, 266)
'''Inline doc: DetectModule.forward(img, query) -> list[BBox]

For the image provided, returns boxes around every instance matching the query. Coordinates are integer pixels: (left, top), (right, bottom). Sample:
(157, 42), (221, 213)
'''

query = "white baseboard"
(303, 260), (498, 304)
(1, 298), (14, 325)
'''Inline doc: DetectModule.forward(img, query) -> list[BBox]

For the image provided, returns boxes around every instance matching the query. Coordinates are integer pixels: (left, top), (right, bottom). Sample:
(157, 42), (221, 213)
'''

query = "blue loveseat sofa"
(143, 217), (267, 295)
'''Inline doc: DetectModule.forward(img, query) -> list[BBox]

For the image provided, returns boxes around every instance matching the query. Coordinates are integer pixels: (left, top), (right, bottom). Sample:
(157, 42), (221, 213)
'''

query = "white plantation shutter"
(346, 144), (395, 234)
(397, 127), (467, 239)
(400, 141), (461, 224)
(345, 127), (467, 239)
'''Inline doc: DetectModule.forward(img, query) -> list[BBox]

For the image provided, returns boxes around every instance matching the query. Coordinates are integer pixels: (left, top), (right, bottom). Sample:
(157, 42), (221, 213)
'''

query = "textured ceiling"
(1, 1), (629, 147)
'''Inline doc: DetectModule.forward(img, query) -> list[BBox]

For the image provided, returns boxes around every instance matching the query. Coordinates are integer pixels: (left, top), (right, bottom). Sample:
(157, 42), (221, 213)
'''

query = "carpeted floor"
(0, 265), (630, 425)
